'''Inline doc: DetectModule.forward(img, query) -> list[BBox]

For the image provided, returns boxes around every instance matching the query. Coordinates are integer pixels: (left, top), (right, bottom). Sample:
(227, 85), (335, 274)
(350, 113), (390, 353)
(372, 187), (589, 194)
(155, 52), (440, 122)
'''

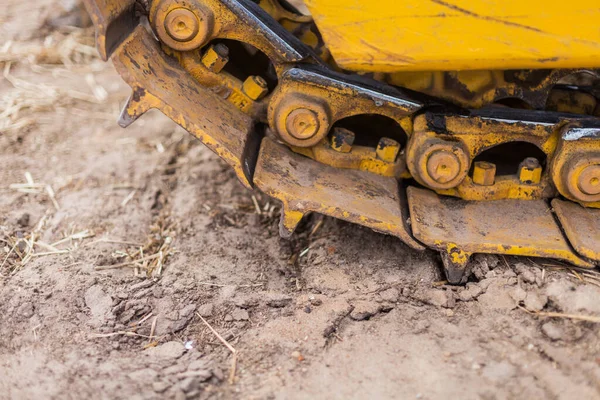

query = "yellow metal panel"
(407, 187), (594, 268)
(552, 199), (600, 263)
(305, 0), (600, 72)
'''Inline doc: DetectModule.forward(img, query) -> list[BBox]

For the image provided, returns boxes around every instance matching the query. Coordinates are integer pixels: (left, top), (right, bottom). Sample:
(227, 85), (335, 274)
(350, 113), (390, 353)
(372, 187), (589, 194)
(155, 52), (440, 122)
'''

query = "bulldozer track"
(83, 0), (600, 283)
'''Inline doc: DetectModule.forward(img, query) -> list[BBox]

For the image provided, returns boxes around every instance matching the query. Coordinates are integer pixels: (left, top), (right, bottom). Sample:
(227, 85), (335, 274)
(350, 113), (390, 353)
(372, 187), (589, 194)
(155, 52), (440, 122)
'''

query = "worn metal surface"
(407, 111), (567, 201)
(151, 0), (312, 63)
(552, 199), (600, 263)
(254, 138), (424, 250)
(82, 0), (138, 61)
(113, 26), (260, 189)
(305, 0), (600, 72)
(291, 138), (406, 178)
(551, 124), (600, 208)
(407, 187), (594, 272)
(387, 69), (600, 110)
(269, 66), (422, 148)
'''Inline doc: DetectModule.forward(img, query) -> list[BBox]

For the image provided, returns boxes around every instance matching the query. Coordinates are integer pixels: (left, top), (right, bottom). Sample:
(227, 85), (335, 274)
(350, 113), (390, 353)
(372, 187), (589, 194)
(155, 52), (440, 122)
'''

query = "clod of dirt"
(17, 302), (35, 318)
(545, 280), (600, 314)
(163, 364), (186, 376)
(16, 213), (30, 227)
(524, 292), (548, 312)
(188, 359), (210, 371)
(179, 377), (199, 393)
(130, 280), (154, 292)
(197, 303), (214, 317)
(458, 283), (483, 302)
(378, 288), (400, 303)
(515, 263), (537, 284)
(233, 295), (259, 309)
(350, 301), (383, 321)
(509, 285), (527, 303)
(145, 341), (186, 361)
(84, 285), (112, 327)
(471, 254), (500, 280)
(477, 279), (517, 311)
(127, 368), (158, 381)
(423, 289), (455, 308)
(231, 308), (250, 321)
(170, 304), (196, 333)
(266, 293), (292, 308)
(541, 321), (583, 342)
(309, 296), (323, 306)
(152, 382), (171, 393)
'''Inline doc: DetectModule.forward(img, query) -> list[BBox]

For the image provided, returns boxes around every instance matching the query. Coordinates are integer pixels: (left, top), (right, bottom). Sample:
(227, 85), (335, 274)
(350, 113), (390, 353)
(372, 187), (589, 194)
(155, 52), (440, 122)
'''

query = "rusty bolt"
(376, 137), (401, 162)
(165, 8), (200, 42)
(577, 164), (600, 196)
(427, 150), (462, 184)
(330, 128), (355, 153)
(472, 161), (496, 186)
(201, 43), (229, 73)
(518, 157), (543, 184)
(285, 108), (321, 140)
(242, 76), (268, 101)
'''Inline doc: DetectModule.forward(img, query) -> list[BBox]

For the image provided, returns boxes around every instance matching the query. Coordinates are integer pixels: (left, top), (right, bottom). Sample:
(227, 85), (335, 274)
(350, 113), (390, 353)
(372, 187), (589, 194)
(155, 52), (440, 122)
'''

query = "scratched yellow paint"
(305, 0), (600, 72)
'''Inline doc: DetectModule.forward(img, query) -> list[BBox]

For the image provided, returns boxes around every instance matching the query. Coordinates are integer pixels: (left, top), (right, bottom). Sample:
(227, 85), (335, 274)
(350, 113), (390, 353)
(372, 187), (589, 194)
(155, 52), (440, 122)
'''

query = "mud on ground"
(1, 2), (600, 399)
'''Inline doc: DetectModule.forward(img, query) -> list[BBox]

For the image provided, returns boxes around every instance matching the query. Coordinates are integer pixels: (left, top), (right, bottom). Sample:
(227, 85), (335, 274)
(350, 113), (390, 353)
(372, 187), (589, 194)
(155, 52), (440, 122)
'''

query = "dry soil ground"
(1, 1), (600, 399)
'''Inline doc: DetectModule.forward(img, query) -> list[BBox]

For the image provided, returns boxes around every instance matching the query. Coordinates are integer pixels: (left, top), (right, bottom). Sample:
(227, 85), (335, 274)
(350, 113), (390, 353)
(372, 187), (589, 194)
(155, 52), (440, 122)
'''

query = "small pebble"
(291, 351), (304, 361)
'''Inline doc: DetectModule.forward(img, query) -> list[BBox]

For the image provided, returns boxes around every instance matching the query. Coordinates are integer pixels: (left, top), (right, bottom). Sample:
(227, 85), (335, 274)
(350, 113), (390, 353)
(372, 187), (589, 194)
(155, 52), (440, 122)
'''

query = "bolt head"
(577, 164), (600, 196)
(286, 108), (320, 140)
(242, 76), (268, 101)
(330, 128), (355, 153)
(165, 8), (200, 42)
(472, 161), (496, 186)
(201, 44), (229, 73)
(518, 157), (543, 184)
(376, 138), (401, 162)
(427, 150), (461, 184)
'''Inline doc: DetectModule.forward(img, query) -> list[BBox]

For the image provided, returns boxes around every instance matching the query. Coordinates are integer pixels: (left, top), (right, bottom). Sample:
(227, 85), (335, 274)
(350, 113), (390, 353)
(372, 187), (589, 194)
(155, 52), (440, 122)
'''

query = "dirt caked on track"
(0, 1), (599, 399)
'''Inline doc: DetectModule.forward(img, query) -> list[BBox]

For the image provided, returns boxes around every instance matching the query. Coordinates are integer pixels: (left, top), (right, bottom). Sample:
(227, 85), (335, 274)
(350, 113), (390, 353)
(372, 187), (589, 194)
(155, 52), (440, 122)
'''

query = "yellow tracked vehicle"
(83, 0), (600, 283)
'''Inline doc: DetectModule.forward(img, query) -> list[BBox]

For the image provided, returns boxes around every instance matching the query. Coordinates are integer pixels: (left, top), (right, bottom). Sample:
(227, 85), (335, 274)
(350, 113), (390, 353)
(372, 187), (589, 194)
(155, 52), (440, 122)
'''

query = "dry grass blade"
(251, 195), (262, 215)
(84, 238), (144, 247)
(51, 230), (95, 247)
(519, 305), (600, 323)
(0, 28), (97, 66)
(121, 190), (137, 207)
(94, 254), (161, 270)
(196, 313), (238, 384)
(197, 282), (264, 288)
(0, 212), (80, 272)
(91, 331), (155, 339)
(9, 172), (61, 211)
(1, 219), (94, 272)
(1, 58), (106, 132)
(93, 213), (175, 276)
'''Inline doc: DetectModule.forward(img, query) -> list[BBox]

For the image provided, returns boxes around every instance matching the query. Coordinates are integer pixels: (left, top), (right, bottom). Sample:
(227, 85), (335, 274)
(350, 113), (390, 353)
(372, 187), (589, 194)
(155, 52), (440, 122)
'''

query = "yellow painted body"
(305, 0), (600, 72)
